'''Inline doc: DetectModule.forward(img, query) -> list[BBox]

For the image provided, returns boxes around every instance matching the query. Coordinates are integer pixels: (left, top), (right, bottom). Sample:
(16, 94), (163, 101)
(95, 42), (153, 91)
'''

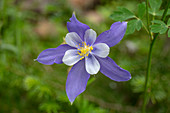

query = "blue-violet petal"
(66, 60), (90, 103)
(36, 44), (74, 65)
(67, 13), (90, 41)
(96, 56), (131, 81)
(95, 22), (127, 47)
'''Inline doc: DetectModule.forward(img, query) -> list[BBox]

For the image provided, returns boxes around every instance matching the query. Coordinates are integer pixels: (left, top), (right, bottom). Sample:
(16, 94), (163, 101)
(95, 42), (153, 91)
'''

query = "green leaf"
(130, 76), (145, 93)
(152, 20), (166, 25)
(167, 19), (170, 26)
(39, 102), (60, 113)
(24, 76), (40, 90)
(168, 9), (170, 15)
(149, 0), (162, 12)
(138, 2), (146, 19)
(148, 8), (163, 16)
(0, 43), (18, 54)
(150, 20), (168, 34)
(148, 0), (162, 16)
(117, 7), (134, 15)
(152, 9), (170, 17)
(168, 29), (170, 37)
(154, 90), (166, 102)
(136, 19), (143, 31)
(126, 20), (136, 34)
(126, 19), (143, 34)
(156, 10), (164, 16)
(110, 7), (135, 21)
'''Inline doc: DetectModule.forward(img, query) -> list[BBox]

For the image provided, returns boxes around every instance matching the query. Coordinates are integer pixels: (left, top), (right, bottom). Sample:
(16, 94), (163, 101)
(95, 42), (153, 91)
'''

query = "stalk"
(145, 0), (152, 39)
(142, 0), (170, 113)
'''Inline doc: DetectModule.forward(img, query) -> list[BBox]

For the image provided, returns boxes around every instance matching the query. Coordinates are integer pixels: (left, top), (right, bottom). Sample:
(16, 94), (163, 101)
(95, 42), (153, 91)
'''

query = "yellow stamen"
(77, 42), (93, 60)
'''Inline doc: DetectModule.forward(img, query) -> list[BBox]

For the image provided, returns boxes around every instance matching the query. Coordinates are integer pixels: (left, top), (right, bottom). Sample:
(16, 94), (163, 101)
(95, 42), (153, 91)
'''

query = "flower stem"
(142, 22), (149, 34)
(142, 35), (157, 113)
(142, 1), (170, 113)
(145, 0), (152, 39)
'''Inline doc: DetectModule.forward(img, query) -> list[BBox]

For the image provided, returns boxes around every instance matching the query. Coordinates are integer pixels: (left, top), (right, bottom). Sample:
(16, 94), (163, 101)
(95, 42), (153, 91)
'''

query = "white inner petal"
(65, 32), (83, 48)
(85, 54), (100, 75)
(84, 29), (97, 46)
(62, 49), (81, 66)
(92, 43), (110, 58)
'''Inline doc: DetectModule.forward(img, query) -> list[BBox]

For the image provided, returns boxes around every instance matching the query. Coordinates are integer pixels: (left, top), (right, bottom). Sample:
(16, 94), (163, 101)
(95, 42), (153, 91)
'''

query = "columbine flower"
(36, 13), (131, 103)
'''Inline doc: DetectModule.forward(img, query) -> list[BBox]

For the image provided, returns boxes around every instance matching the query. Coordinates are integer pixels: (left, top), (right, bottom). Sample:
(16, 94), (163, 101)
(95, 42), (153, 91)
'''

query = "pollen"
(77, 42), (93, 60)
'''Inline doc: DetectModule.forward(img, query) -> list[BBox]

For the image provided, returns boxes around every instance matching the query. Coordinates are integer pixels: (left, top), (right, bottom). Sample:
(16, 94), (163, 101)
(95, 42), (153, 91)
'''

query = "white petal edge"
(85, 54), (100, 75)
(65, 32), (83, 48)
(84, 29), (97, 46)
(92, 43), (110, 58)
(62, 49), (81, 66)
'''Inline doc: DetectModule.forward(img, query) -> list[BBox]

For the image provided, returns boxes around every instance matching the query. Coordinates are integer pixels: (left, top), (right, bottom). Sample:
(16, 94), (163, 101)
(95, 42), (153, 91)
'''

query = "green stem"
(142, 1), (170, 113)
(142, 35), (157, 113)
(145, 0), (152, 39)
(142, 21), (149, 34)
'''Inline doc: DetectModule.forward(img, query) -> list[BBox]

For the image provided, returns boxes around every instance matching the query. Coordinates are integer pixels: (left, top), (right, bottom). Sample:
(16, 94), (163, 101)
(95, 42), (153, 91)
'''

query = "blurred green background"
(0, 0), (169, 113)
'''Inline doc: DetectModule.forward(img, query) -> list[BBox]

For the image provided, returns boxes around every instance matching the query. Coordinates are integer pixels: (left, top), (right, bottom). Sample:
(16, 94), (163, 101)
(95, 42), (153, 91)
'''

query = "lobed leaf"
(149, 9), (164, 16)
(24, 76), (41, 90)
(39, 102), (60, 113)
(150, 20), (168, 34)
(136, 19), (143, 31)
(154, 90), (166, 102)
(138, 2), (146, 19)
(167, 19), (170, 26)
(148, 0), (162, 16)
(152, 20), (166, 25)
(126, 19), (143, 35)
(110, 7), (135, 21)
(130, 76), (145, 93)
(149, 0), (162, 12)
(0, 43), (18, 54)
(168, 9), (170, 15)
(151, 9), (170, 17)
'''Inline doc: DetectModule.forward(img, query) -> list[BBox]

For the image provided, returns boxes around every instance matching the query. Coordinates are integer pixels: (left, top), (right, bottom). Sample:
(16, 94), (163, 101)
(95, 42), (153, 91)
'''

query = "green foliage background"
(0, 0), (169, 113)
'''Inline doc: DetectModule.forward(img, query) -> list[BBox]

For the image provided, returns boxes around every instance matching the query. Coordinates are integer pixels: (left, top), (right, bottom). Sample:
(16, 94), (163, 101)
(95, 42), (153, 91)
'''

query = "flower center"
(77, 42), (93, 60)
